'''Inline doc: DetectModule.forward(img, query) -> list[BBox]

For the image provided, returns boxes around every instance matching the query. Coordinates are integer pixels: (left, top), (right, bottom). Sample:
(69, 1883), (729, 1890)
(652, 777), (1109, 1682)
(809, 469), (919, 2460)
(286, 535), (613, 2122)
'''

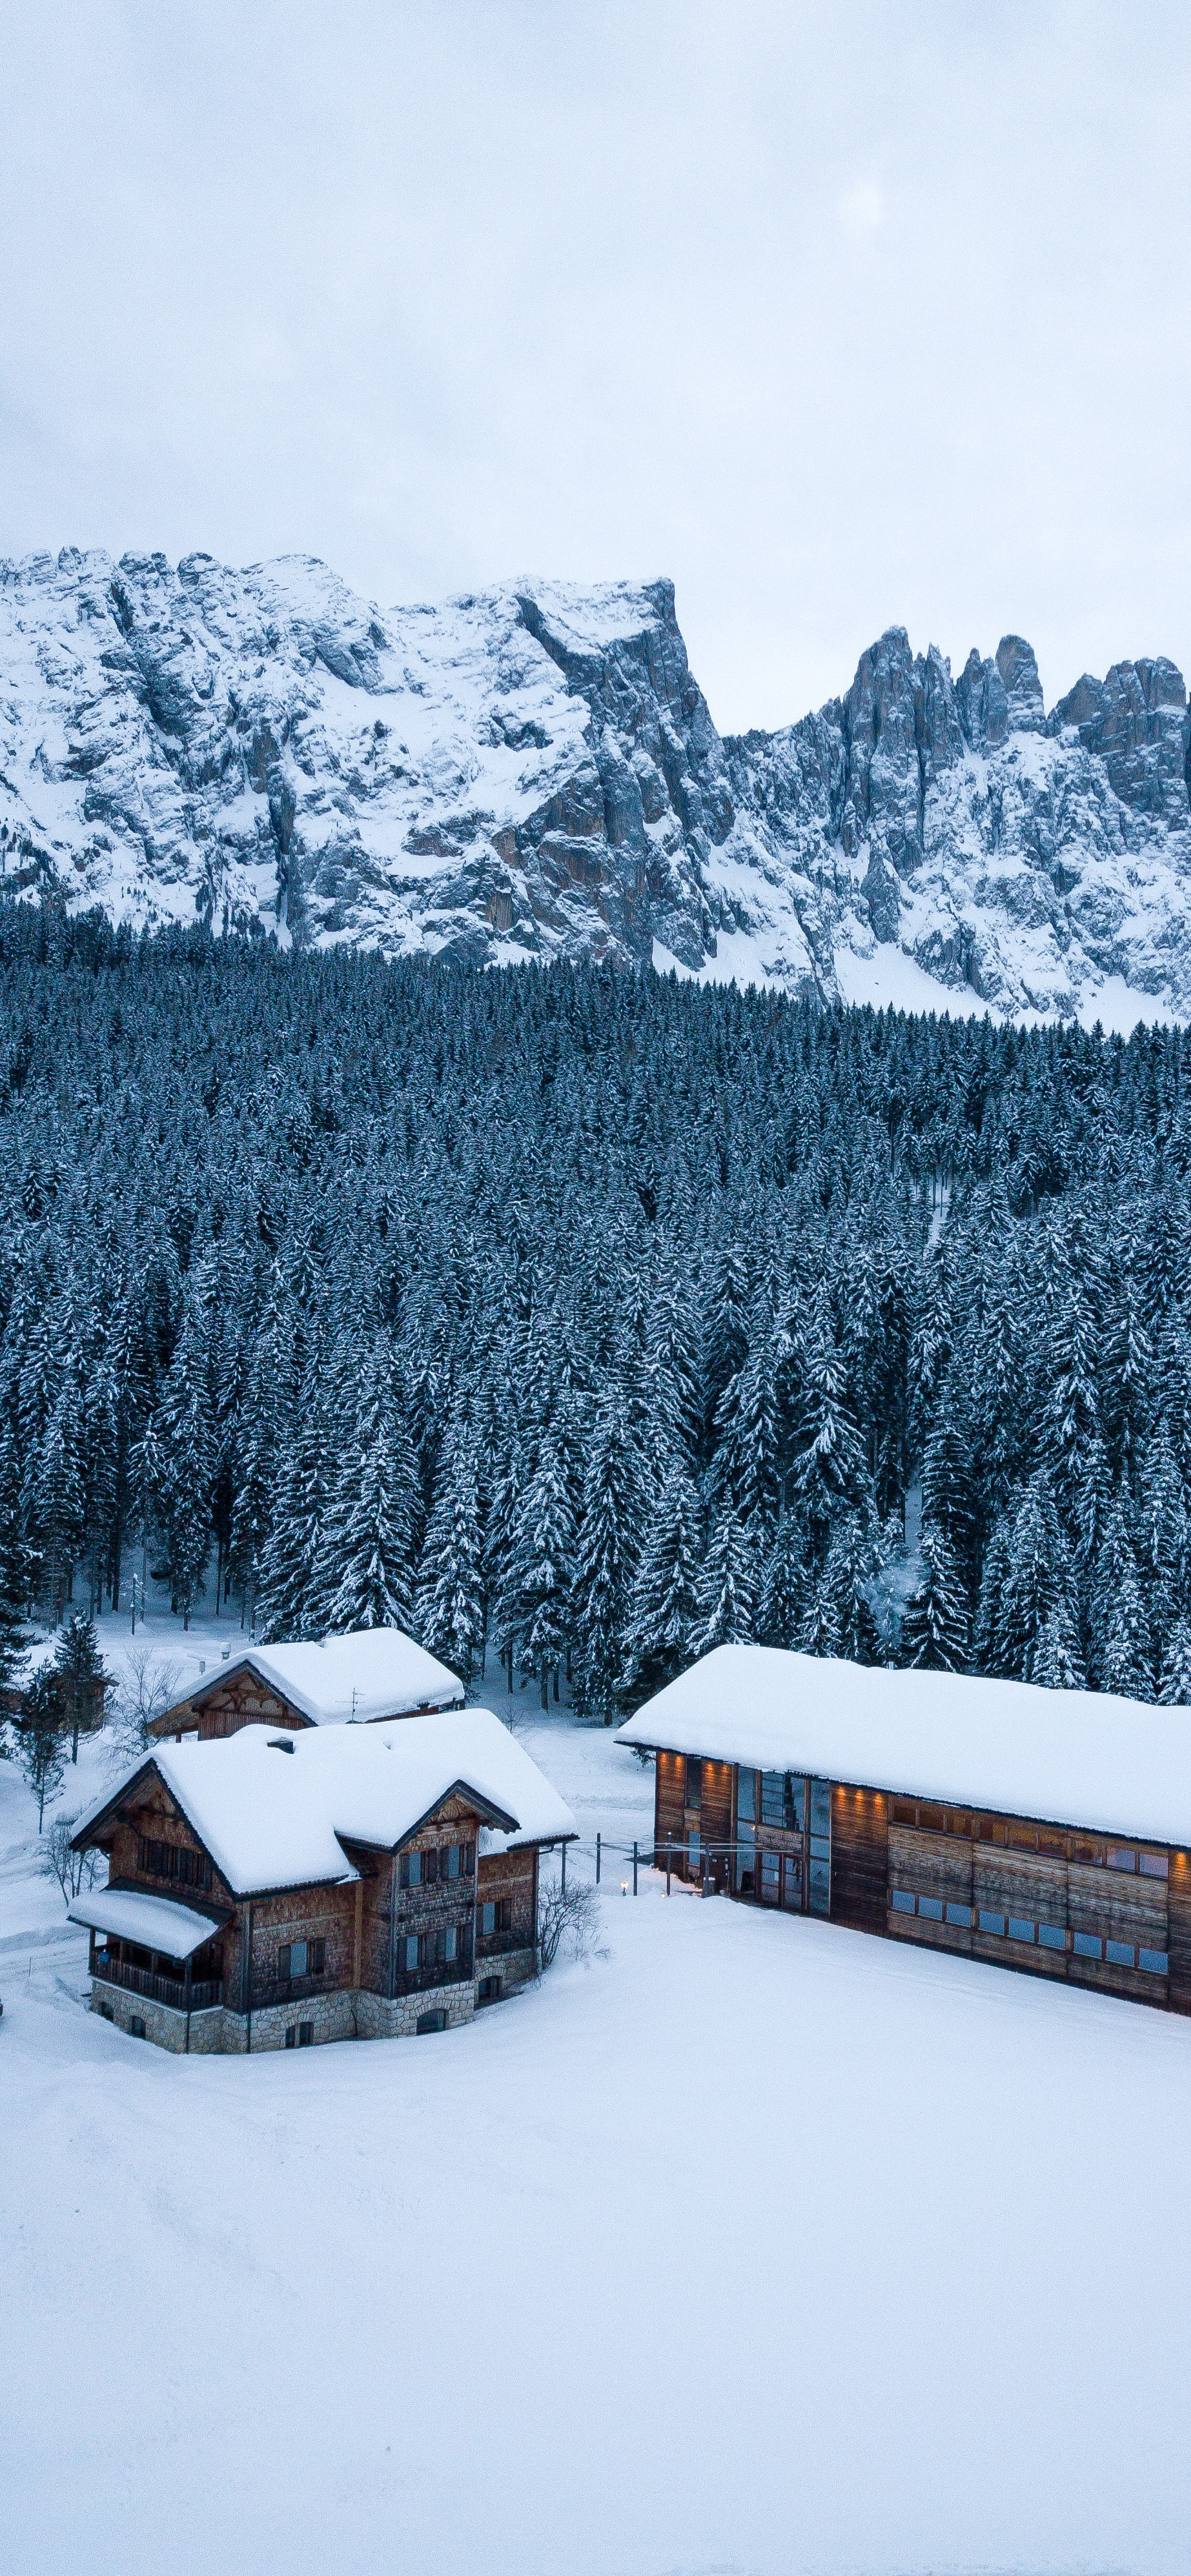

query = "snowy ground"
(5, 1607), (1191, 2575)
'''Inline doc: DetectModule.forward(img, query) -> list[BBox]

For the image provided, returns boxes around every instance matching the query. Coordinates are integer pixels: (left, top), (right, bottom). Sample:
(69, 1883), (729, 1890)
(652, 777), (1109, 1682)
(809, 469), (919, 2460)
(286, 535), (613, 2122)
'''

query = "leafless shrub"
(537, 1875), (604, 1970)
(40, 1813), (104, 1902)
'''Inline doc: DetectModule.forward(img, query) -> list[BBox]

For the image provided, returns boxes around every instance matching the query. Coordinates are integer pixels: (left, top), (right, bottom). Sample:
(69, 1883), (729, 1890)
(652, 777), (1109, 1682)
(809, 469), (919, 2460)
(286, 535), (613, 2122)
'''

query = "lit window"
(1138, 1948), (1168, 1975)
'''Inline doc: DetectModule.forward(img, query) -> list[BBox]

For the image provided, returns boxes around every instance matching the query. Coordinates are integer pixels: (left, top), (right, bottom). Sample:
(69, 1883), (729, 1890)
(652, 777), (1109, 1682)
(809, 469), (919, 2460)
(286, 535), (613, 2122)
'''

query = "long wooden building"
(616, 1644), (1191, 2015)
(70, 1707), (575, 2051)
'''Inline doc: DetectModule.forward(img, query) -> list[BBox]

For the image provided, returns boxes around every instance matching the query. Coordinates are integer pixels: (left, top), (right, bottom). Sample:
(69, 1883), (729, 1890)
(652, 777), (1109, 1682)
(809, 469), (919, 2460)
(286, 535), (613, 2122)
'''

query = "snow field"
(3, 1615), (1191, 2574)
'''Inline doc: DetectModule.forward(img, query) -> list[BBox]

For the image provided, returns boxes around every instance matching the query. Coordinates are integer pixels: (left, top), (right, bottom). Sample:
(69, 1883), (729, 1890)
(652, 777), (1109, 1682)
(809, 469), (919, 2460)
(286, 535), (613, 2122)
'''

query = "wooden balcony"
(93, 1951), (223, 2012)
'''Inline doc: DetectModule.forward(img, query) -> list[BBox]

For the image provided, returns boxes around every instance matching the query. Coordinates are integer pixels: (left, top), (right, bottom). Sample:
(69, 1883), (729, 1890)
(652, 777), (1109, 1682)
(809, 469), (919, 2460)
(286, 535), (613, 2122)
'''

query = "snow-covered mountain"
(3, 545), (1190, 1023)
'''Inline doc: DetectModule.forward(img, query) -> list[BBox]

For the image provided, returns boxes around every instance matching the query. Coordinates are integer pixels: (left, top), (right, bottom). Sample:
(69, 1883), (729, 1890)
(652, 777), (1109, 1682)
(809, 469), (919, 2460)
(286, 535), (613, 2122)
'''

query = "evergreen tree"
(901, 1524), (970, 1672)
(620, 1468), (701, 1704)
(14, 1669), (65, 1831)
(789, 1304), (871, 1542)
(689, 1502), (756, 1658)
(756, 1513), (809, 1650)
(990, 1476), (1077, 1682)
(0, 1425), (30, 1691)
(1029, 1602), (1086, 1691)
(53, 1609), (110, 1760)
(813, 1514), (883, 1665)
(415, 1420), (485, 1684)
(570, 1404), (646, 1720)
(496, 1440), (575, 1708)
(1158, 1618), (1191, 1707)
(920, 1403), (978, 1589)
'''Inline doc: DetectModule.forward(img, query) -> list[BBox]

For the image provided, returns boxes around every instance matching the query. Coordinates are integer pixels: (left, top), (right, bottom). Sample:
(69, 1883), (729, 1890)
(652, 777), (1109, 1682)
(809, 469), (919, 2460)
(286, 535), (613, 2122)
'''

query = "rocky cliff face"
(3, 546), (1189, 1023)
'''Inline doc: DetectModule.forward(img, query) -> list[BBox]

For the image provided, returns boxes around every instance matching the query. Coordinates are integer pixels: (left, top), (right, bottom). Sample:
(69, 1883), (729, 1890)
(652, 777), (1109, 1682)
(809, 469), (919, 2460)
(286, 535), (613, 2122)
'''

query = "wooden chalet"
(616, 1644), (1191, 2016)
(70, 1708), (575, 2051)
(145, 1628), (464, 1743)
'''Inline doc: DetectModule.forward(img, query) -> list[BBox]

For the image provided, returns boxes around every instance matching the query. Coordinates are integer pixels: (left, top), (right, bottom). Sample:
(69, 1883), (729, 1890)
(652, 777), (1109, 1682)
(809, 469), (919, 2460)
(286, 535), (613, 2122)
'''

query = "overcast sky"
(1, 1), (1188, 730)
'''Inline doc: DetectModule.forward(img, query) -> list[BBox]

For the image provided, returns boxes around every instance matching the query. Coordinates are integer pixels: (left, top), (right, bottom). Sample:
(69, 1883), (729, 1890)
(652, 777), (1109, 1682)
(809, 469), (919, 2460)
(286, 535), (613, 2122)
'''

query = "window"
(128, 2015), (147, 2039)
(480, 1902), (496, 1936)
(918, 1895), (944, 1922)
(137, 1836), (212, 1894)
(434, 1925), (458, 1966)
(1105, 1939), (1135, 1967)
(760, 1771), (786, 1828)
(444, 1844), (462, 1880)
(423, 1846), (439, 1885)
(1037, 1923), (1066, 1953)
(808, 1858), (830, 1916)
(1107, 1847), (1137, 1874)
(979, 1909), (1006, 1936)
(416, 2009), (446, 2035)
(945, 1902), (972, 1928)
(278, 1938), (325, 1983)
(1007, 1916), (1035, 1944)
(687, 1831), (702, 1877)
(781, 1856), (802, 1911)
(759, 1851), (781, 1904)
(737, 1768), (755, 1824)
(1072, 1931), (1102, 1960)
(400, 1849), (422, 1889)
(1139, 1948), (1168, 1976)
(1139, 1853), (1169, 1880)
(403, 1933), (425, 1972)
(891, 1888), (915, 1915)
(809, 1779), (831, 1840)
(686, 1758), (702, 1811)
(476, 1975), (502, 2005)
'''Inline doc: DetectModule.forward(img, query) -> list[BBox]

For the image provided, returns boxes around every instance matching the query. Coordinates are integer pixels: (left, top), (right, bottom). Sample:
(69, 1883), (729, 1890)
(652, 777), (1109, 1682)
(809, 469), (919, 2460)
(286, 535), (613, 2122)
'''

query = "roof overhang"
(69, 1886), (223, 1958)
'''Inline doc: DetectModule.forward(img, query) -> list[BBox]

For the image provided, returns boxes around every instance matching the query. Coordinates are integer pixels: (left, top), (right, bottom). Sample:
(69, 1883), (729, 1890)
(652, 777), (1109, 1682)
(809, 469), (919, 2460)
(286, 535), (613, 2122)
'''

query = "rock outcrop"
(2, 545), (1189, 1022)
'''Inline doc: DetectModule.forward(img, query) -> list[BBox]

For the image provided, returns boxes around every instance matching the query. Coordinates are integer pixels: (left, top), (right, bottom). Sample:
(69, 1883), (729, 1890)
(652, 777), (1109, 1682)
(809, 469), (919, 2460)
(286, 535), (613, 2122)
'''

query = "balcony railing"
(391, 1954), (473, 1998)
(94, 1953), (223, 2013)
(249, 1971), (336, 2011)
(476, 1925), (534, 1958)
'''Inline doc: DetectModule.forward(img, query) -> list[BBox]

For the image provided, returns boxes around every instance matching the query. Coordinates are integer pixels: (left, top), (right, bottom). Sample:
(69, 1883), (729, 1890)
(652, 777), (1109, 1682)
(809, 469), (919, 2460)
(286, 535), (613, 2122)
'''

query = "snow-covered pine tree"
(920, 1404), (978, 1591)
(812, 1514), (883, 1665)
(53, 1607), (110, 1759)
(415, 1418), (485, 1684)
(1158, 1617), (1191, 1706)
(619, 1467), (701, 1705)
(982, 1474), (1077, 1682)
(496, 1438), (575, 1708)
(570, 1402), (646, 1720)
(0, 1423), (30, 1689)
(756, 1513), (808, 1650)
(32, 1378), (87, 1622)
(689, 1501), (756, 1658)
(900, 1523), (970, 1672)
(1028, 1602), (1086, 1690)
(789, 1302), (871, 1544)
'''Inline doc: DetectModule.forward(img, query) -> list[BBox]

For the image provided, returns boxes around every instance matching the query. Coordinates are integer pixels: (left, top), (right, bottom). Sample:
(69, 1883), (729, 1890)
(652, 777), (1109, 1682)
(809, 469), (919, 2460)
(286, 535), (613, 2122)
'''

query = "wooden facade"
(147, 1660), (460, 1744)
(76, 1763), (545, 2051)
(650, 1749), (1191, 2016)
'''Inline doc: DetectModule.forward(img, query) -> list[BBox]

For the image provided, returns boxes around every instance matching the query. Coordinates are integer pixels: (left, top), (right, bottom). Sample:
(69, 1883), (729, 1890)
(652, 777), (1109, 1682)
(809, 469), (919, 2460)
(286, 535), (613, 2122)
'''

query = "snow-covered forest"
(1, 900), (1189, 1712)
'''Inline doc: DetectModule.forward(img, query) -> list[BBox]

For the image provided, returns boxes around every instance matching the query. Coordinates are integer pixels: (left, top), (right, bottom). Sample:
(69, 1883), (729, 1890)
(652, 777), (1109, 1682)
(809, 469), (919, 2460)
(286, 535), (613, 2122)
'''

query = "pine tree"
(988, 1476), (1077, 1682)
(14, 1669), (65, 1831)
(1158, 1618), (1191, 1706)
(619, 1467), (701, 1704)
(920, 1404), (977, 1589)
(689, 1502), (756, 1658)
(570, 1404), (646, 1721)
(789, 1304), (871, 1541)
(496, 1440), (575, 1708)
(756, 1513), (809, 1650)
(901, 1524), (970, 1672)
(814, 1514), (883, 1665)
(53, 1609), (109, 1760)
(0, 1424), (30, 1690)
(1028, 1602), (1086, 1691)
(415, 1421), (485, 1684)
(325, 1418), (416, 1635)
(1099, 1553), (1152, 1700)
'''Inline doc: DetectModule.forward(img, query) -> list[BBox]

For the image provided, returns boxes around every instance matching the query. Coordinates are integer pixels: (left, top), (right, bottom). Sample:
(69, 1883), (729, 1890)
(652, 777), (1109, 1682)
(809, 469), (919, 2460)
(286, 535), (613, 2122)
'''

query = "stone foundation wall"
(89, 1972), (482, 2052)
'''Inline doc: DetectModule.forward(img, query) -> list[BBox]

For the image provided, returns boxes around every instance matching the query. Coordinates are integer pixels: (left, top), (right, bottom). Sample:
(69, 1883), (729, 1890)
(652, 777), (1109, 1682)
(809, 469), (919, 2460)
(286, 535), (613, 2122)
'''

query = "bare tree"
(40, 1813), (104, 1902)
(107, 1647), (185, 1769)
(536, 1873), (604, 1970)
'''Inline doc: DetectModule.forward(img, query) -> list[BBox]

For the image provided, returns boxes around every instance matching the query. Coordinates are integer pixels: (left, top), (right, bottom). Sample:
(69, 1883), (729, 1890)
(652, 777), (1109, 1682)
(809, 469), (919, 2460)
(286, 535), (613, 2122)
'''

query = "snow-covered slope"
(3, 545), (1190, 1023)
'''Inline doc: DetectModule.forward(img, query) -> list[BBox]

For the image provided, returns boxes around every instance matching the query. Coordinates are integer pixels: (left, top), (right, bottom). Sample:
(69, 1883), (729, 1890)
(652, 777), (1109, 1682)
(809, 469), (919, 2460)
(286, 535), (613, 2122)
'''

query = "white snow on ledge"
(68, 1887), (221, 1958)
(616, 1644), (1191, 1849)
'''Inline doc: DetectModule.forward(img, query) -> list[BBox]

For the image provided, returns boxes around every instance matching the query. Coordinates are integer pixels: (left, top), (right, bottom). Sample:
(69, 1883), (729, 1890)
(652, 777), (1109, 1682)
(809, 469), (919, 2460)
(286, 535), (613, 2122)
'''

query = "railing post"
(666, 1835), (671, 1896)
(596, 1832), (601, 1886)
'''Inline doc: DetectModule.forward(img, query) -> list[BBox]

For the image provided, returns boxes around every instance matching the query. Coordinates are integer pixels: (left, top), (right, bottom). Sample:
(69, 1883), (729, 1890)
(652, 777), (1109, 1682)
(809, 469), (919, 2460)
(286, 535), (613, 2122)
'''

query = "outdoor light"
(620, 1880), (628, 1895)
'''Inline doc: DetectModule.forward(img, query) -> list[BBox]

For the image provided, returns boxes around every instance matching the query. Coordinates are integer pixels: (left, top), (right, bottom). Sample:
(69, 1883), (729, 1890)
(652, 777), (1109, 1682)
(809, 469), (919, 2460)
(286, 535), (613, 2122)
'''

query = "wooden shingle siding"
(655, 1749), (685, 1860)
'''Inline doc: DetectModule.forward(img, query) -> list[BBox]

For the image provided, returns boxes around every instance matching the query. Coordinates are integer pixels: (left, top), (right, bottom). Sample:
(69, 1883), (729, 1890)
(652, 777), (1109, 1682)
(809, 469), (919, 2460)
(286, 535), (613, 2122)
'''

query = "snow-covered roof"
(615, 1645), (1191, 1850)
(76, 1708), (576, 1895)
(68, 1887), (221, 1959)
(166, 1628), (464, 1729)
